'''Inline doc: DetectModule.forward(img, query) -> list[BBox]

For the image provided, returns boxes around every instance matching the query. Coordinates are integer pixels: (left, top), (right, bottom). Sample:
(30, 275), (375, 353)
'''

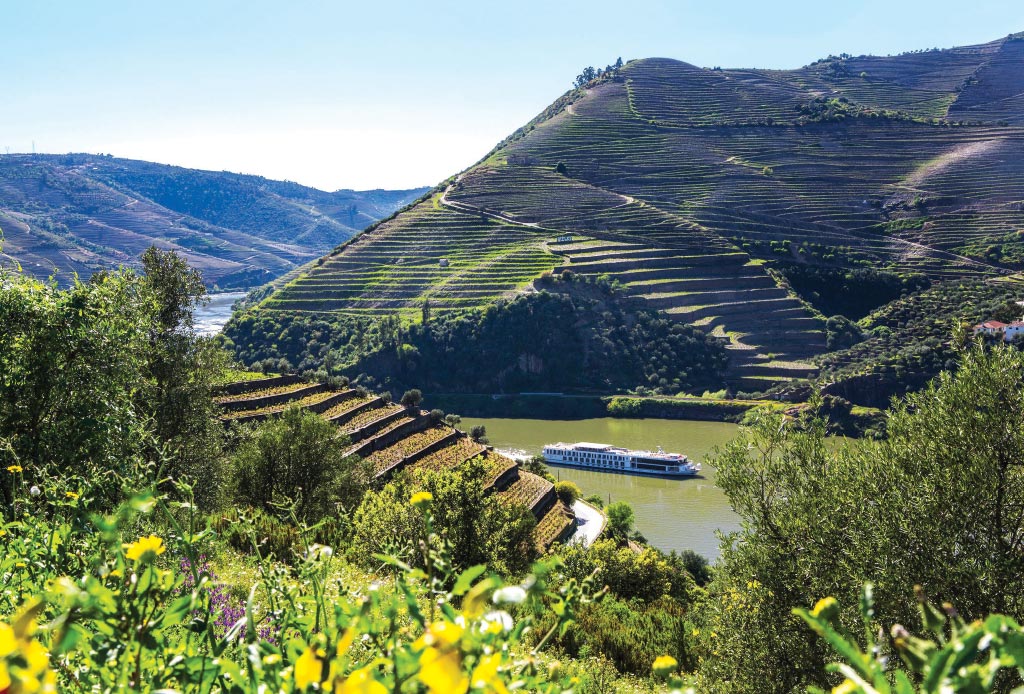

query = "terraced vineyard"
(246, 33), (1024, 393)
(214, 377), (576, 549)
(262, 201), (561, 316)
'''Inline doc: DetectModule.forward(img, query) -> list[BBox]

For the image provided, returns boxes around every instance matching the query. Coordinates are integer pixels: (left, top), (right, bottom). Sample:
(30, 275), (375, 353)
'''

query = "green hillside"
(241, 34), (1024, 393)
(0, 153), (426, 288)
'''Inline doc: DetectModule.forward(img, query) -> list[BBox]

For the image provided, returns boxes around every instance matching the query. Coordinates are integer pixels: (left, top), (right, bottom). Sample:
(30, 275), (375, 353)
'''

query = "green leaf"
(372, 553), (412, 572)
(794, 608), (872, 680)
(245, 584), (258, 644)
(130, 492), (157, 513)
(922, 647), (955, 692)
(892, 671), (916, 694)
(452, 565), (487, 596)
(162, 594), (195, 627)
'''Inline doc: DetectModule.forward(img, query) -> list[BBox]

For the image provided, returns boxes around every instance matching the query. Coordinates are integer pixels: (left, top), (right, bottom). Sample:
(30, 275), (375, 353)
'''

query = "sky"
(4, 1), (1023, 191)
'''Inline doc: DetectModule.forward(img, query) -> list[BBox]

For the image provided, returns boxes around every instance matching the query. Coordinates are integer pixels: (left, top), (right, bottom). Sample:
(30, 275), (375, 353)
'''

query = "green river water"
(460, 417), (742, 559)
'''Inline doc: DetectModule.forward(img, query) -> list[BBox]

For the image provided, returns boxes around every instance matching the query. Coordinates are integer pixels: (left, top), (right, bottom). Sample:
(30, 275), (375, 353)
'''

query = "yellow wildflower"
(410, 491), (433, 509)
(0, 624), (14, 657)
(833, 679), (858, 694)
(6, 465), (22, 473)
(125, 535), (166, 562)
(335, 666), (386, 694)
(294, 646), (324, 690)
(415, 621), (467, 694)
(0, 606), (55, 694)
(22, 640), (48, 676)
(652, 655), (678, 678)
(470, 653), (509, 694)
(414, 620), (463, 650)
(811, 596), (841, 624)
(65, 491), (79, 500)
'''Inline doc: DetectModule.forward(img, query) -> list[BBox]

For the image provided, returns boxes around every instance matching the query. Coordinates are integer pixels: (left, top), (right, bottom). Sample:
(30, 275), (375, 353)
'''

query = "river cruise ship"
(542, 442), (700, 477)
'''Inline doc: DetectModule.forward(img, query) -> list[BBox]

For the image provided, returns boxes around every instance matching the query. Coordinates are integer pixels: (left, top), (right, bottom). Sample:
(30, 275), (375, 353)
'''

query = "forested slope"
(0, 153), (426, 288)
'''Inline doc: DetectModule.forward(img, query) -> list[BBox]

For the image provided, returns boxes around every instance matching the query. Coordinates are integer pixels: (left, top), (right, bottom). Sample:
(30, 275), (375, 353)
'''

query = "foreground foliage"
(2, 472), (675, 693)
(799, 585), (1024, 693)
(692, 345), (1024, 692)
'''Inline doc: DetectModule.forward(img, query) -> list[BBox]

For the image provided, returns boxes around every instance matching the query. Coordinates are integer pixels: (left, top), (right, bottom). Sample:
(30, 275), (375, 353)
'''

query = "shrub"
(554, 480), (582, 505)
(693, 346), (1024, 692)
(606, 501), (635, 541)
(676, 549), (712, 587)
(232, 406), (370, 524)
(400, 388), (423, 408)
(0, 477), (616, 693)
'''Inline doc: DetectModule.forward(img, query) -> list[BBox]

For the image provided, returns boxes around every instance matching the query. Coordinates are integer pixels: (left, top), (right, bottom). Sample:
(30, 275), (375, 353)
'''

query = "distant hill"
(236, 33), (1024, 397)
(0, 154), (427, 288)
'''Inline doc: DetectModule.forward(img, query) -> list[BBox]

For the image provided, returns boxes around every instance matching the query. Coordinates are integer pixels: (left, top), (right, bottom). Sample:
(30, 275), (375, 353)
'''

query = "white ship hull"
(542, 442), (701, 478)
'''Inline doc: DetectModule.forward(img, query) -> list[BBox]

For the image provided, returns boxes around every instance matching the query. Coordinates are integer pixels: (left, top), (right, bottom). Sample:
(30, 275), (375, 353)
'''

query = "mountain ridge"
(0, 153), (427, 288)
(231, 34), (1024, 396)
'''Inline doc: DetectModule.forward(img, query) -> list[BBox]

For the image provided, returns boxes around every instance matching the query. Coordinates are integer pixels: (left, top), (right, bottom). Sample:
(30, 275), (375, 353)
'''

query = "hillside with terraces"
(245, 33), (1024, 395)
(0, 154), (426, 288)
(215, 374), (576, 550)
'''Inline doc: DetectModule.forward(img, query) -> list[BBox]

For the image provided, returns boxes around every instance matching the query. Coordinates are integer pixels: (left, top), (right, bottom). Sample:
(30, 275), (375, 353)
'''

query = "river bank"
(434, 392), (883, 436)
(431, 392), (775, 422)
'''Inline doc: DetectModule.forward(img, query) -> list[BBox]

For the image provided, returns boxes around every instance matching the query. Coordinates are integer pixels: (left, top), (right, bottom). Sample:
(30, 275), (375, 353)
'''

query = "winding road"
(568, 499), (606, 547)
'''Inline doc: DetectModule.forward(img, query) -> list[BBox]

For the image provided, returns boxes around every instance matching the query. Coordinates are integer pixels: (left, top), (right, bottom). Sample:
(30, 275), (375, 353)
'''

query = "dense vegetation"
(808, 279), (1023, 407)
(225, 282), (730, 396)
(0, 249), (706, 691)
(774, 264), (930, 320)
(8, 248), (1024, 692)
(691, 345), (1024, 692)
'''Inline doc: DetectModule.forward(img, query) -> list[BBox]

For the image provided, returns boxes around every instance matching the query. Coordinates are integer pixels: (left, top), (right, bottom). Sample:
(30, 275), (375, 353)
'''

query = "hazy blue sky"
(4, 1), (1023, 190)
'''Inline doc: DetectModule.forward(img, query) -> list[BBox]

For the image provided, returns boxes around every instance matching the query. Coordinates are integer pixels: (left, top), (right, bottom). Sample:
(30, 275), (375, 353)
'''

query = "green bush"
(232, 406), (370, 525)
(692, 345), (1024, 692)
(554, 481), (582, 505)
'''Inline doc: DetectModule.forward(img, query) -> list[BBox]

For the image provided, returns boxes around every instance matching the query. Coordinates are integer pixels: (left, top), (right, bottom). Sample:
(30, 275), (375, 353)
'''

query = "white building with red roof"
(974, 320), (1008, 337)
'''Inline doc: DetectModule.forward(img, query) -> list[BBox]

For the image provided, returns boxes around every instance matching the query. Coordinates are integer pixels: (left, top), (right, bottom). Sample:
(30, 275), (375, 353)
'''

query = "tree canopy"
(692, 345), (1024, 692)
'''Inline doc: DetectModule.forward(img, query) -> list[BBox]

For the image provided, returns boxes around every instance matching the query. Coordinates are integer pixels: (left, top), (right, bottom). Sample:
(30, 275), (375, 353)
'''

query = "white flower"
(481, 610), (514, 633)
(29, 485), (41, 497)
(492, 586), (527, 605)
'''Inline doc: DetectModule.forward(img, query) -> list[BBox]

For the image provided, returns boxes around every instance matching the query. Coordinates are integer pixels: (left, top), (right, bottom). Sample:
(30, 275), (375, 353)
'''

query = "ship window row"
(564, 452), (626, 468)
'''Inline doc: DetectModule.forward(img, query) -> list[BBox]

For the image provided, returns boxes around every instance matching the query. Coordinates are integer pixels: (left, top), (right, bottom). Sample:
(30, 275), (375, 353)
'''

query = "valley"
(0, 154), (426, 288)
(8, 13), (1024, 693)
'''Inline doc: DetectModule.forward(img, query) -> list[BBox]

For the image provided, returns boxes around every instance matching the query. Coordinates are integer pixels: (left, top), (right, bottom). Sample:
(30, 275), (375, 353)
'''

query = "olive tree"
(233, 406), (370, 524)
(693, 345), (1024, 693)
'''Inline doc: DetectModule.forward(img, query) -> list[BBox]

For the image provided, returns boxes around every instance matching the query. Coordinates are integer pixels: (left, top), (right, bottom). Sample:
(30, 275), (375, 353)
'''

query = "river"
(460, 416), (741, 559)
(195, 292), (248, 336)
